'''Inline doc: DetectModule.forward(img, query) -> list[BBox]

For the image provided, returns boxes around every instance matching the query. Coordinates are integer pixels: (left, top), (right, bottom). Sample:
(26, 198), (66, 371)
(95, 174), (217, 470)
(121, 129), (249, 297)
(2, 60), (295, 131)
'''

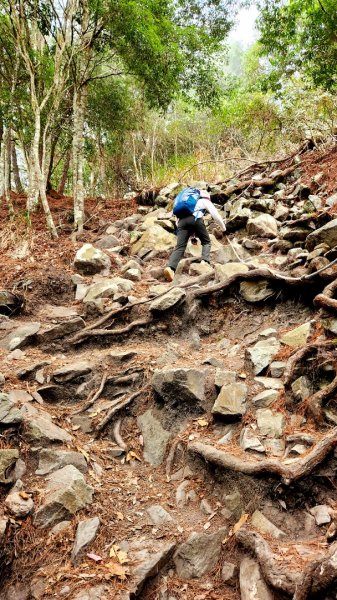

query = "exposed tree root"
(236, 528), (300, 594)
(71, 318), (153, 345)
(188, 428), (337, 484)
(314, 279), (337, 311)
(73, 371), (108, 415)
(165, 438), (182, 482)
(305, 374), (337, 422)
(112, 418), (128, 451)
(284, 341), (337, 387)
(94, 388), (146, 436)
(217, 165), (299, 200)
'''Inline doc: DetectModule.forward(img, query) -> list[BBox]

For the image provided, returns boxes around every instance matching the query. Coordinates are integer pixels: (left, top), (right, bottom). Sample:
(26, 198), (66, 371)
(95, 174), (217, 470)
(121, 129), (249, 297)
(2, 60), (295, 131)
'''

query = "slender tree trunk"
(72, 83), (87, 233)
(2, 127), (14, 216)
(58, 148), (71, 195)
(11, 141), (24, 194)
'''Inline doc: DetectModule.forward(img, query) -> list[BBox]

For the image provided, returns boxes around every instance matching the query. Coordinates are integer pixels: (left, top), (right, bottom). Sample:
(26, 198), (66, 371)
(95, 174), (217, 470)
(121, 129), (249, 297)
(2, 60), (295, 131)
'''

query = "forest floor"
(1, 139), (337, 600)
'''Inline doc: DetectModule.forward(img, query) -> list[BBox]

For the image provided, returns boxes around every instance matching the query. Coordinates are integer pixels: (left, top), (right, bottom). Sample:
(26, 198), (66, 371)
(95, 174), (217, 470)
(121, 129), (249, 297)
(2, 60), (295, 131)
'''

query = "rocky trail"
(2, 140), (337, 600)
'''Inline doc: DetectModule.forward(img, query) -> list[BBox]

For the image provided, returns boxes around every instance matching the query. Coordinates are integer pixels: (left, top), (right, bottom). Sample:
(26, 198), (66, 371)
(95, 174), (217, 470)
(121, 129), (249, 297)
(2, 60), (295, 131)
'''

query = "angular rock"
(0, 322), (40, 351)
(24, 414), (72, 445)
(129, 539), (176, 596)
(322, 318), (337, 335)
(72, 586), (108, 600)
(95, 234), (120, 249)
(124, 268), (141, 282)
(247, 337), (281, 375)
(240, 428), (265, 453)
(252, 389), (278, 408)
(149, 288), (186, 312)
(146, 505), (174, 526)
(251, 510), (285, 539)
(281, 322), (311, 348)
(306, 219), (337, 251)
(137, 410), (171, 465)
(221, 561), (237, 585)
(0, 449), (19, 483)
(36, 449), (88, 475)
(74, 244), (111, 275)
(71, 516), (100, 562)
(254, 377), (284, 390)
(189, 262), (214, 277)
(34, 465), (94, 528)
(247, 214), (278, 238)
(0, 393), (23, 425)
(309, 505), (331, 526)
(214, 262), (249, 283)
(256, 409), (286, 438)
(5, 481), (34, 517)
(0, 290), (23, 316)
(53, 361), (92, 383)
(84, 278), (134, 303)
(152, 368), (205, 406)
(214, 369), (236, 389)
(291, 375), (312, 401)
(132, 224), (176, 257)
(173, 528), (226, 579)
(240, 557), (273, 600)
(213, 242), (251, 264)
(212, 383), (247, 418)
(36, 317), (85, 343)
(270, 361), (286, 378)
(240, 279), (274, 302)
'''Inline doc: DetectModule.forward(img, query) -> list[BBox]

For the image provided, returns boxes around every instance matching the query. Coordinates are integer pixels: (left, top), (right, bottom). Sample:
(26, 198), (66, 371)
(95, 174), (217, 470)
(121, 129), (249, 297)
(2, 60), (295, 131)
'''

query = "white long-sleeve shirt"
(193, 198), (226, 231)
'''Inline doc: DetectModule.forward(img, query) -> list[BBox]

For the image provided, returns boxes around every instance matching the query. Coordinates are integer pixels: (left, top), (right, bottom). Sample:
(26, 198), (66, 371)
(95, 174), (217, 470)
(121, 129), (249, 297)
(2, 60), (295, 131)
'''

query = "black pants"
(168, 216), (211, 270)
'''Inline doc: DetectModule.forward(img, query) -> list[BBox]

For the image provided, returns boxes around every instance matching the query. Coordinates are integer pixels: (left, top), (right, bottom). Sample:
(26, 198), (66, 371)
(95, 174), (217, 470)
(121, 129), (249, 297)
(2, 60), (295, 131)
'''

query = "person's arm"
(201, 198), (226, 231)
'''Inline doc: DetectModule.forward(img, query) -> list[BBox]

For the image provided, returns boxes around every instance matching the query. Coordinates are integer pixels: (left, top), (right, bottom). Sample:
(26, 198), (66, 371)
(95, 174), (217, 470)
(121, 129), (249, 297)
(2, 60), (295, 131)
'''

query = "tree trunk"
(58, 148), (71, 195)
(72, 83), (87, 234)
(2, 127), (14, 216)
(11, 141), (24, 194)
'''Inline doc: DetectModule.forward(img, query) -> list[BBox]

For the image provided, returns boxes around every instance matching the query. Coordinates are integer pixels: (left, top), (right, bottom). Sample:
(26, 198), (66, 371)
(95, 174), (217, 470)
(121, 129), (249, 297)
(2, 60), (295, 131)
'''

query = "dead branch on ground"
(71, 317), (153, 345)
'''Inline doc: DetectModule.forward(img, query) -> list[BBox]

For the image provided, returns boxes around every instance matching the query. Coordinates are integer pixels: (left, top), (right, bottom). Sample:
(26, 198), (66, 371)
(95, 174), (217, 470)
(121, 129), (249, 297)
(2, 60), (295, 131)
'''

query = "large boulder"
(83, 278), (134, 303)
(137, 410), (171, 466)
(36, 449), (88, 475)
(306, 219), (337, 251)
(173, 528), (227, 579)
(247, 337), (281, 375)
(0, 322), (40, 351)
(247, 214), (278, 238)
(149, 288), (186, 312)
(131, 224), (176, 258)
(213, 242), (251, 264)
(212, 383), (247, 418)
(34, 465), (94, 528)
(74, 244), (111, 275)
(152, 368), (205, 407)
(23, 414), (72, 445)
(215, 262), (249, 283)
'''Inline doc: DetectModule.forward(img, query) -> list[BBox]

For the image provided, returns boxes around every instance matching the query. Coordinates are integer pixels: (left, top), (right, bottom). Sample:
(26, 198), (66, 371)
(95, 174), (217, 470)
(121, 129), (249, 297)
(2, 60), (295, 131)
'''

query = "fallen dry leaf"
(87, 553), (103, 562)
(116, 511), (124, 521)
(110, 544), (129, 564)
(19, 491), (31, 500)
(233, 513), (249, 534)
(126, 450), (142, 462)
(105, 560), (128, 580)
(197, 419), (209, 427)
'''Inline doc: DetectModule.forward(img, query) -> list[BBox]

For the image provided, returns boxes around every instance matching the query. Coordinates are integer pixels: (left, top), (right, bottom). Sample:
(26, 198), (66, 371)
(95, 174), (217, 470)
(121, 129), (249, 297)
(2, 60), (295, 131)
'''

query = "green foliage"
(257, 0), (337, 91)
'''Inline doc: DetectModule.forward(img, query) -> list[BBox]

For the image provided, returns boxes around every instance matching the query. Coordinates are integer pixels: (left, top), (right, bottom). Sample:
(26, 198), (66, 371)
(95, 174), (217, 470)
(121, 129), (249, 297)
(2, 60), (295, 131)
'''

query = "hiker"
(164, 187), (226, 282)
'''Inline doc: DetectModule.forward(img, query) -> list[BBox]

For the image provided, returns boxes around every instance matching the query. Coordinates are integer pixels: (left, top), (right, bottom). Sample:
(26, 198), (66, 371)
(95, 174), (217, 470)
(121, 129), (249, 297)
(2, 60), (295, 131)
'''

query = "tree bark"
(11, 141), (24, 194)
(72, 82), (87, 233)
(58, 148), (71, 195)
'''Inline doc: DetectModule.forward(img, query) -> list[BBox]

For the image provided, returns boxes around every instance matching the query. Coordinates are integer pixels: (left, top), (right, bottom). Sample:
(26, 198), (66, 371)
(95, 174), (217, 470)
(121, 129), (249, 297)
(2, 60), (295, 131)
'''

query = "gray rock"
(309, 505), (331, 526)
(247, 337), (281, 375)
(9, 389), (33, 403)
(72, 586), (108, 600)
(146, 505), (174, 526)
(247, 214), (278, 238)
(212, 383), (247, 418)
(214, 262), (249, 283)
(0, 372), (5, 388)
(137, 410), (171, 465)
(152, 368), (205, 407)
(129, 540), (176, 597)
(240, 557), (273, 600)
(24, 414), (72, 445)
(251, 510), (285, 539)
(49, 520), (72, 537)
(240, 279), (274, 302)
(256, 409), (286, 438)
(74, 244), (111, 275)
(95, 234), (120, 249)
(326, 193), (337, 208)
(5, 481), (34, 517)
(84, 277), (134, 303)
(34, 465), (94, 528)
(280, 322), (311, 347)
(291, 375), (312, 401)
(240, 428), (265, 453)
(254, 377), (284, 390)
(124, 268), (142, 282)
(0, 449), (19, 483)
(132, 224), (176, 257)
(270, 361), (286, 378)
(150, 288), (186, 312)
(36, 317), (85, 343)
(252, 389), (278, 408)
(0, 322), (40, 350)
(214, 369), (236, 389)
(173, 528), (227, 579)
(36, 449), (88, 475)
(53, 361), (92, 383)
(221, 561), (237, 585)
(71, 516), (100, 562)
(306, 219), (337, 251)
(0, 393), (23, 425)
(223, 491), (243, 517)
(322, 318), (337, 335)
(213, 241), (251, 264)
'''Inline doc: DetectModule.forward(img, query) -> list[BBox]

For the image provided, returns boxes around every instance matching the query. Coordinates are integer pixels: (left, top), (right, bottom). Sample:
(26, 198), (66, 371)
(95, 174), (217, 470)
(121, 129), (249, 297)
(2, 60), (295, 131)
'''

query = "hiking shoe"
(164, 267), (175, 282)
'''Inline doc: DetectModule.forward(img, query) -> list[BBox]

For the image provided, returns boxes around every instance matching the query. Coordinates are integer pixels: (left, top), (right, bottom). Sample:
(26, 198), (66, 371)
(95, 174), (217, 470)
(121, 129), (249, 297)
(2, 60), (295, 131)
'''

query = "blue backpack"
(173, 187), (200, 218)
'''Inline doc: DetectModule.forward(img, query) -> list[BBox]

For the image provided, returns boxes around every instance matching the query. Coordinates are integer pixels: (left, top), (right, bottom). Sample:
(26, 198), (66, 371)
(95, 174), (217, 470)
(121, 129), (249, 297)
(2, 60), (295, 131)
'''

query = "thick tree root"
(73, 371), (108, 415)
(71, 317), (153, 345)
(112, 418), (128, 451)
(314, 278), (337, 311)
(94, 388), (146, 436)
(305, 374), (337, 422)
(188, 428), (337, 484)
(236, 527), (337, 599)
(284, 341), (337, 387)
